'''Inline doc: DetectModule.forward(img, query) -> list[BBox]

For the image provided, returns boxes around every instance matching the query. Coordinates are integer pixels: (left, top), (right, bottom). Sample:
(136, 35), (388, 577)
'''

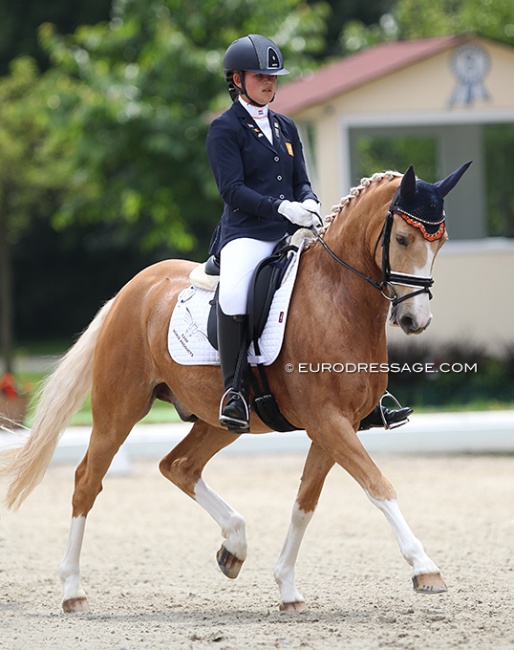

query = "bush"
(386, 340), (514, 409)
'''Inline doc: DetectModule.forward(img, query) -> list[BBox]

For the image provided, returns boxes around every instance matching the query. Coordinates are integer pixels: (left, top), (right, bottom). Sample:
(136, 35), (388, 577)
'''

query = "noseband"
(316, 209), (436, 307)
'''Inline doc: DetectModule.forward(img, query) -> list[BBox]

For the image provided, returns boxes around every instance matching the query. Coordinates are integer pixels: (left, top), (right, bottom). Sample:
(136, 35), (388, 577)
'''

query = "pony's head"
(386, 161), (471, 334)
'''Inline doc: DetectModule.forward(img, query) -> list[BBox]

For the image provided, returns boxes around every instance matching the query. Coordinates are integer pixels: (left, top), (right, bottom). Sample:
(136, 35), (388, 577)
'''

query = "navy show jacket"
(207, 100), (318, 256)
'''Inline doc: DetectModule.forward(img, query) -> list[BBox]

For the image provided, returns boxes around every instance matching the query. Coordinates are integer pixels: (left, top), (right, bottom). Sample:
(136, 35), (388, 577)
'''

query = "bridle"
(316, 208), (436, 307)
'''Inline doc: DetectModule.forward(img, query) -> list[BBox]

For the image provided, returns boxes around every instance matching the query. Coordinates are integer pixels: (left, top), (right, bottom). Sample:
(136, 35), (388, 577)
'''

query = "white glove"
(301, 199), (321, 224)
(278, 200), (317, 227)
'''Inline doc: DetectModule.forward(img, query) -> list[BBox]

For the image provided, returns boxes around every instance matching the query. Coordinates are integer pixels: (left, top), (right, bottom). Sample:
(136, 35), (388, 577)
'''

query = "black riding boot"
(217, 305), (250, 433)
(358, 392), (413, 431)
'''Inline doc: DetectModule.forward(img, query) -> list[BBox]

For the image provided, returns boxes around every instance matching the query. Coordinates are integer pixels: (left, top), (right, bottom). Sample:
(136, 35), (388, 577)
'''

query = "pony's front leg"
(313, 410), (446, 594)
(274, 442), (335, 611)
(367, 495), (447, 593)
(159, 420), (246, 579)
(60, 516), (89, 612)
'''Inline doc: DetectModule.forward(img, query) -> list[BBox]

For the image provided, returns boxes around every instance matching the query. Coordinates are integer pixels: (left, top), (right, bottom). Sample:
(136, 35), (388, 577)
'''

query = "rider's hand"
(301, 199), (322, 225)
(278, 200), (317, 227)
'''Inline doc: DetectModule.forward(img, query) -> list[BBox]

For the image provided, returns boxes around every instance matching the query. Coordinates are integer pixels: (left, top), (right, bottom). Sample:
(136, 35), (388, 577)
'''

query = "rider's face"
(234, 71), (277, 105)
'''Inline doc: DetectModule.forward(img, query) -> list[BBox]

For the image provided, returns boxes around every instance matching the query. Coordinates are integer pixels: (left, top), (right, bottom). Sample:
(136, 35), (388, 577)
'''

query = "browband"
(395, 209), (446, 241)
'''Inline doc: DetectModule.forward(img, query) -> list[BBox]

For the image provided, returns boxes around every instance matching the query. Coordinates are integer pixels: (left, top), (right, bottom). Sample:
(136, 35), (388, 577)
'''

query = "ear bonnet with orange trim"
(391, 161), (472, 240)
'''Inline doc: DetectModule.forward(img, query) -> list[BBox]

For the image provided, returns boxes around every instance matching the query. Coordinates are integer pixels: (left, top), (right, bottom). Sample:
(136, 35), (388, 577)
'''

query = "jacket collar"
(231, 101), (280, 150)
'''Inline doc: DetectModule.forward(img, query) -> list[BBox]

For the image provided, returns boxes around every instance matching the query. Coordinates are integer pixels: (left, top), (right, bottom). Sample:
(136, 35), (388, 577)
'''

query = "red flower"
(1, 373), (20, 400)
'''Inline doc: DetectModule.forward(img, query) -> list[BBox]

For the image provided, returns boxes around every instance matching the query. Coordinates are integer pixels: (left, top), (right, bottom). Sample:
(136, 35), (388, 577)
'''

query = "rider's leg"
(218, 237), (281, 433)
(217, 306), (249, 432)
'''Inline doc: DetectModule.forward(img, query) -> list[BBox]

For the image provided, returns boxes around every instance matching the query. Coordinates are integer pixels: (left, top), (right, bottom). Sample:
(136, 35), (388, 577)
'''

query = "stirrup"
(378, 391), (411, 430)
(358, 391), (412, 431)
(219, 388), (250, 433)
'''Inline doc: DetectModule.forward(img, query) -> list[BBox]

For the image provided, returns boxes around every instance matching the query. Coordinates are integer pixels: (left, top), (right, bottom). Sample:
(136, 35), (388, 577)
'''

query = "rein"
(316, 209), (434, 307)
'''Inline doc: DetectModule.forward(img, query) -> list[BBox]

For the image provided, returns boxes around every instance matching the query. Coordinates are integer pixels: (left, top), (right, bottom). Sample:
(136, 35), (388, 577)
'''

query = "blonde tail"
(0, 298), (115, 510)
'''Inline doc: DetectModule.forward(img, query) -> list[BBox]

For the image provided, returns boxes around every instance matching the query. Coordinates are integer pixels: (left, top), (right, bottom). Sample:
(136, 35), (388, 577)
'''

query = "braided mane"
(319, 170), (402, 236)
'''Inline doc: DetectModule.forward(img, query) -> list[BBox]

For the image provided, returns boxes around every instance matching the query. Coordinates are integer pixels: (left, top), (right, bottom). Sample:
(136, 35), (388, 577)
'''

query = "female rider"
(207, 34), (411, 433)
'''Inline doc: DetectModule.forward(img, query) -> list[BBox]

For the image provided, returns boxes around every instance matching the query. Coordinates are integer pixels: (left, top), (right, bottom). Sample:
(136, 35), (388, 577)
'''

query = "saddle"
(205, 241), (297, 353)
(201, 239), (301, 432)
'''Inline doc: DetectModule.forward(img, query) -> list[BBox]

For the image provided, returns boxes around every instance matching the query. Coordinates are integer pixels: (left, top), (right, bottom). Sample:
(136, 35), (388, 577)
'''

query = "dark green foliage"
(387, 340), (514, 408)
(2, 0), (328, 344)
(0, 0), (113, 74)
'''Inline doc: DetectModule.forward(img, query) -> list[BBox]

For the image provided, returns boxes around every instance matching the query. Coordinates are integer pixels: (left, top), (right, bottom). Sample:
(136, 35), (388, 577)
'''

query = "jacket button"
(277, 175), (283, 181)
(279, 194), (285, 199)
(274, 156), (280, 162)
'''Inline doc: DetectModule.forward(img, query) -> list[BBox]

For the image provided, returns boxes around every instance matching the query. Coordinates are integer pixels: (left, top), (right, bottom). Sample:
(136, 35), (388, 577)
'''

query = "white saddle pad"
(168, 240), (306, 366)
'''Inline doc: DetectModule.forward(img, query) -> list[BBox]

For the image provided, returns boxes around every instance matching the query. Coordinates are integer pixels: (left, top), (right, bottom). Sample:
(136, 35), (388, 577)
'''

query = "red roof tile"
(273, 35), (472, 114)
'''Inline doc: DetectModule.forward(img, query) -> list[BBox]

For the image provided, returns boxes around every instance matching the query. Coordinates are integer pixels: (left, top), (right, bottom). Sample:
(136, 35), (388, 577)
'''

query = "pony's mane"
(319, 170), (402, 236)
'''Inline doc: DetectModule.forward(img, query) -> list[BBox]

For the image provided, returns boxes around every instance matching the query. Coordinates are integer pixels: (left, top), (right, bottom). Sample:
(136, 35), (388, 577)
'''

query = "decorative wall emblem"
(449, 44), (491, 107)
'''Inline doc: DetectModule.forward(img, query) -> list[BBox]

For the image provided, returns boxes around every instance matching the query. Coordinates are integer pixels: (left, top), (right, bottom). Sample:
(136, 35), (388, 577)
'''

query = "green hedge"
(386, 341), (514, 410)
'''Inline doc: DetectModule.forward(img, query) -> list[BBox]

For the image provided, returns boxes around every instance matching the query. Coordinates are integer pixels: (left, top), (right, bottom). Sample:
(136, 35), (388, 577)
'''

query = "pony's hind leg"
(60, 422), (136, 613)
(60, 516), (89, 612)
(159, 420), (245, 578)
(60, 382), (153, 612)
(274, 442), (335, 612)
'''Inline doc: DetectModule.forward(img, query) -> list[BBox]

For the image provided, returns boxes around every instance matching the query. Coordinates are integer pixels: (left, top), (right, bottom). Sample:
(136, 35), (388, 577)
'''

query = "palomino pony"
(0, 163), (470, 613)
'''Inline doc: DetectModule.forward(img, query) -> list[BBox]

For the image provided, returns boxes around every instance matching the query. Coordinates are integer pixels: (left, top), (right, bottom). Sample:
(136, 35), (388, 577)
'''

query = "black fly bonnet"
(389, 161), (472, 242)
(317, 161), (472, 306)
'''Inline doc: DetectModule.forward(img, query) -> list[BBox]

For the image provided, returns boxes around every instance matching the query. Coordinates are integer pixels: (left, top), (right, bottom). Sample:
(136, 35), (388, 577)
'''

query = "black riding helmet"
(223, 34), (289, 105)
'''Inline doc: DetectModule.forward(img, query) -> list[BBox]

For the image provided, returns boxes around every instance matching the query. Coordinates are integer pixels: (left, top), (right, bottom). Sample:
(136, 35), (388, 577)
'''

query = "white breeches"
(219, 237), (282, 316)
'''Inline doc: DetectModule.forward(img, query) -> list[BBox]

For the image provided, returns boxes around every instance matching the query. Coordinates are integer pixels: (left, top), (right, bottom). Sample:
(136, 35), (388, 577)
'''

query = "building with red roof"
(271, 34), (514, 352)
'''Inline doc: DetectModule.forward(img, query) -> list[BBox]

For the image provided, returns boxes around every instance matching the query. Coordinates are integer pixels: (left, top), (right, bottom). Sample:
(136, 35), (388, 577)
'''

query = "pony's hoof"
(216, 544), (244, 579)
(62, 597), (90, 613)
(279, 601), (308, 613)
(412, 572), (447, 594)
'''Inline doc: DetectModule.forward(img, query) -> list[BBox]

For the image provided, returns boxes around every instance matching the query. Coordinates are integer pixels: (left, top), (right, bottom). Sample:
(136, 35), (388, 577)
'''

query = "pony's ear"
(399, 164), (417, 199)
(434, 161), (472, 198)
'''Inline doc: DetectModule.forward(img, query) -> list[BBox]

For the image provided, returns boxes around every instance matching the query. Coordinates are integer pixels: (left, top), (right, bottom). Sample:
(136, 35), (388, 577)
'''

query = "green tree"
(340, 0), (514, 52)
(38, 0), (329, 258)
(2, 0), (328, 346)
(0, 0), (112, 74)
(395, 0), (514, 44)
(307, 0), (396, 58)
(0, 58), (73, 371)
